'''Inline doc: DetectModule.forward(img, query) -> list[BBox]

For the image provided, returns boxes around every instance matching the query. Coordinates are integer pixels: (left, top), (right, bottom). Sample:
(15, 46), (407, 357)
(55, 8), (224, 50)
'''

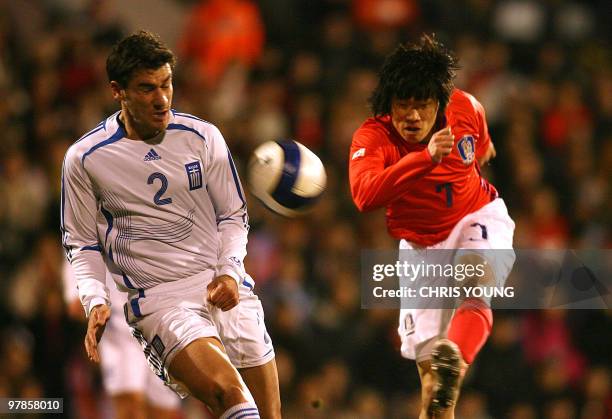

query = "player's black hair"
(369, 34), (459, 116)
(106, 30), (176, 87)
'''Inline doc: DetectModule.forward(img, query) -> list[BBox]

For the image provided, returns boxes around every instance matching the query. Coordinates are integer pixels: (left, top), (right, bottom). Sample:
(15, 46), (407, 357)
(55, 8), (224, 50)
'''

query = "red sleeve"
(349, 127), (437, 212)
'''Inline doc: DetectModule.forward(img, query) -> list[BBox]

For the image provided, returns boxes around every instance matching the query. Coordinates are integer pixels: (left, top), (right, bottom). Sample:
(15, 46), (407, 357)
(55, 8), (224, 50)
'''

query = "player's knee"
(218, 383), (250, 409)
(190, 379), (246, 413)
(206, 370), (249, 407)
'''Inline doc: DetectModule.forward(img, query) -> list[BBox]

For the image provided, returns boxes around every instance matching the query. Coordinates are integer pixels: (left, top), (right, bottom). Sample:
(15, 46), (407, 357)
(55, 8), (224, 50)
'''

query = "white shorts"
(123, 270), (275, 397)
(99, 286), (180, 409)
(397, 198), (515, 362)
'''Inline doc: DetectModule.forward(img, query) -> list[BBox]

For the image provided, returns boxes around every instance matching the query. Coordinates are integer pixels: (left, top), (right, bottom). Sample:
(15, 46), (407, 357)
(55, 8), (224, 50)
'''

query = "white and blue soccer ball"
(248, 140), (327, 217)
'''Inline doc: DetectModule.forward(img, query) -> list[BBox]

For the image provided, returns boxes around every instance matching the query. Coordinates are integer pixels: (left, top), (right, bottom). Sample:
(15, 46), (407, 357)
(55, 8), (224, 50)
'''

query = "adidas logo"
(144, 149), (161, 161)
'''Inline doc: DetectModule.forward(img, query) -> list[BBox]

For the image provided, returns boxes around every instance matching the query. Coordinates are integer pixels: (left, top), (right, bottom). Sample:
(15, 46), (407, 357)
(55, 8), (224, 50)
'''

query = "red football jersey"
(349, 89), (498, 246)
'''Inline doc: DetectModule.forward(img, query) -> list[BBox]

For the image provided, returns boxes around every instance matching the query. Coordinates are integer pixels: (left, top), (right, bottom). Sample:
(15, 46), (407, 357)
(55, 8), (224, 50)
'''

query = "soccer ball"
(247, 140), (327, 217)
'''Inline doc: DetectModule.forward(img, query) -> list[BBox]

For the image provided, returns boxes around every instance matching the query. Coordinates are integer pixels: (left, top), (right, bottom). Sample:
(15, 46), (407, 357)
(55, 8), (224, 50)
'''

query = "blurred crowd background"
(0, 0), (610, 418)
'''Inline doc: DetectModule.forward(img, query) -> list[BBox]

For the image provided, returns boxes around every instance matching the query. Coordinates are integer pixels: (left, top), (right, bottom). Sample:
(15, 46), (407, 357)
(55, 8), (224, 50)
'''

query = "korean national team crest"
(457, 135), (475, 165)
(185, 161), (203, 190)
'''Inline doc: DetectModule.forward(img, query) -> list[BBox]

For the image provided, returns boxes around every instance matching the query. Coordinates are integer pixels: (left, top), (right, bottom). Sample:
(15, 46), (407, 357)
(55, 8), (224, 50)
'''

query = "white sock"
(219, 401), (260, 419)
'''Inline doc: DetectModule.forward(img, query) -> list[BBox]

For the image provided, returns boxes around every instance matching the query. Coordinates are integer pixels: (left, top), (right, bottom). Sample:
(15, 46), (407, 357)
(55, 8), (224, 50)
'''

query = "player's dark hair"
(369, 34), (459, 116)
(106, 30), (176, 87)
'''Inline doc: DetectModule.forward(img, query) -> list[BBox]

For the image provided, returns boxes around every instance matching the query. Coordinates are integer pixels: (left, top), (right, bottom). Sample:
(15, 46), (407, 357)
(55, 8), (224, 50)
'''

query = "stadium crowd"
(0, 0), (609, 418)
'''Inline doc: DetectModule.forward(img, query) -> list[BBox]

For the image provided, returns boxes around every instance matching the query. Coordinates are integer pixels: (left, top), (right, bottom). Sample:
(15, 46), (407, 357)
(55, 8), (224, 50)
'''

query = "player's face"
(390, 97), (439, 143)
(113, 64), (173, 139)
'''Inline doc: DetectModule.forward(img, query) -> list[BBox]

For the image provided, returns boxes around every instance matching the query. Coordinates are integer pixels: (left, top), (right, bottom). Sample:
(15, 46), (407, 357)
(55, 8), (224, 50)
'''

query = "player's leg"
(111, 393), (146, 419)
(213, 281), (280, 418)
(417, 355), (467, 419)
(124, 274), (260, 419)
(428, 198), (514, 416)
(416, 360), (435, 419)
(239, 359), (281, 419)
(144, 346), (182, 419)
(102, 338), (150, 419)
(146, 404), (180, 419)
(424, 259), (494, 416)
(398, 308), (459, 418)
(99, 312), (150, 419)
(444, 199), (515, 371)
(168, 336), (259, 418)
(447, 257), (495, 367)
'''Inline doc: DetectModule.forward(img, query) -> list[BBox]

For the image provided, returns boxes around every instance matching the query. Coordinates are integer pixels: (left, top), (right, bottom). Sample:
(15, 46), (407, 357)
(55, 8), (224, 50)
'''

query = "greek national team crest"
(457, 135), (475, 165)
(185, 161), (203, 190)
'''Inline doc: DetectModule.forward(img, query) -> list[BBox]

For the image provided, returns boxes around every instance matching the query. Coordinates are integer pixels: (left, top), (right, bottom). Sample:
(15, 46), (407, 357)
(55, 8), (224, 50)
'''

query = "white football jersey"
(61, 110), (250, 315)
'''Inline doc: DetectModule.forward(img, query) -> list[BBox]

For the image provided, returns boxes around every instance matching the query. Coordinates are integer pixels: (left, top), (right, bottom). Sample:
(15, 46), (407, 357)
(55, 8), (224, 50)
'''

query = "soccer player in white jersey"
(61, 31), (280, 419)
(62, 261), (181, 419)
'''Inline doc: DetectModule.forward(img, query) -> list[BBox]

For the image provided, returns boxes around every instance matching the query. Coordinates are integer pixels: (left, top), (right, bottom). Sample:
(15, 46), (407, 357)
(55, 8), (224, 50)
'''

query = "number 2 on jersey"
(148, 172), (173, 205)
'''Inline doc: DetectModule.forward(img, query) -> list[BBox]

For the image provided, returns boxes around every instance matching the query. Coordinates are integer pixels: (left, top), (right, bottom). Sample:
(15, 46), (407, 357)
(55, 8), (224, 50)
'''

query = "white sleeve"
(61, 149), (109, 316)
(206, 126), (249, 285)
(61, 259), (79, 304)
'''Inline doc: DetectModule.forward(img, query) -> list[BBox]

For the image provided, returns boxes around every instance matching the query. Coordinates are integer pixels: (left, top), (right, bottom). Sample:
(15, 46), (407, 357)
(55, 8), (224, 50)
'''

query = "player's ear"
(109, 81), (125, 102)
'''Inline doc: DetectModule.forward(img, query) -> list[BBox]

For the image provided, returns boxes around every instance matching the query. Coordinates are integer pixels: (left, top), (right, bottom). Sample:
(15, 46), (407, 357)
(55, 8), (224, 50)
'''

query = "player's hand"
(427, 127), (454, 163)
(477, 141), (496, 166)
(84, 304), (110, 363)
(207, 275), (239, 311)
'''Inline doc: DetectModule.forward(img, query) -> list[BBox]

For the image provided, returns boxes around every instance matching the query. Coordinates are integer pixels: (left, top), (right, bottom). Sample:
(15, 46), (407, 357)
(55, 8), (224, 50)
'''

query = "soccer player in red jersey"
(349, 35), (515, 418)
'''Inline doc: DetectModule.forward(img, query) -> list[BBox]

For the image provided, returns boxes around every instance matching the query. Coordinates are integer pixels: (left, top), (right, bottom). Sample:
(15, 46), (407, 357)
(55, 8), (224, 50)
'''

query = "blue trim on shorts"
(130, 289), (145, 317)
(81, 244), (102, 252)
